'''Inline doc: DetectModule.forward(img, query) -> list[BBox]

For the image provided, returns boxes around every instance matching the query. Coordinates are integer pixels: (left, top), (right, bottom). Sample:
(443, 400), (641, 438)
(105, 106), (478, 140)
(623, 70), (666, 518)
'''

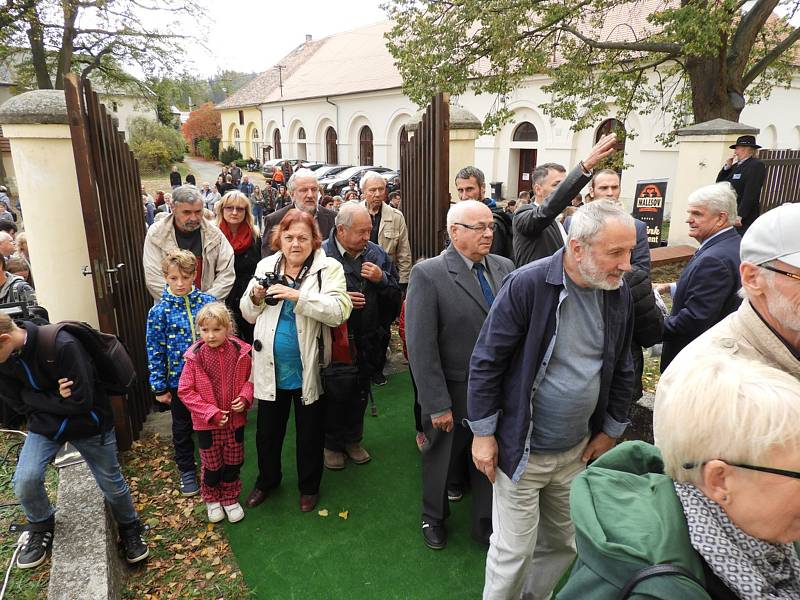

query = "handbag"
(316, 272), (361, 405)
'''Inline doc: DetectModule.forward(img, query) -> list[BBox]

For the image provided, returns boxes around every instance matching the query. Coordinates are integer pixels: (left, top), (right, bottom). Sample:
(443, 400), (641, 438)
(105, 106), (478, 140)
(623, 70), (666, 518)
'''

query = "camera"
(255, 272), (290, 306)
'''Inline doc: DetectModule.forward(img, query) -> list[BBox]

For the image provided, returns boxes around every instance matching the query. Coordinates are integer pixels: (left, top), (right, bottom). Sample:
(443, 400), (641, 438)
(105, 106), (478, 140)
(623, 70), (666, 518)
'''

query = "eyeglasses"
(759, 263), (800, 282)
(454, 222), (496, 233)
(682, 460), (800, 480)
(223, 206), (246, 213)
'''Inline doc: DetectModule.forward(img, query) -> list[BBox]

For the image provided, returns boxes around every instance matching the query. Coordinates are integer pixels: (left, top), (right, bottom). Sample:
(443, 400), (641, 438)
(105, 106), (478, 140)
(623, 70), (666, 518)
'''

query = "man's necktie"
(473, 263), (495, 307)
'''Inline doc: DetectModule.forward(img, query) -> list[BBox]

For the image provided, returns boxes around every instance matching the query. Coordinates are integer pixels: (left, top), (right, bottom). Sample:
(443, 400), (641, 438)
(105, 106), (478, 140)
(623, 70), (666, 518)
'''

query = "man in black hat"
(716, 134), (766, 234)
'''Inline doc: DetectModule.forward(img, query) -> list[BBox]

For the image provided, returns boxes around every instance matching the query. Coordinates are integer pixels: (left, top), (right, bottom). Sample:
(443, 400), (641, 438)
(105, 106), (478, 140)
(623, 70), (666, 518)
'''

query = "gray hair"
(655, 355), (800, 485)
(454, 166), (485, 189)
(567, 199), (635, 247)
(287, 168), (318, 195)
(447, 200), (487, 227)
(532, 163), (566, 187)
(335, 200), (369, 228)
(172, 184), (203, 206)
(360, 171), (386, 191)
(688, 182), (737, 226)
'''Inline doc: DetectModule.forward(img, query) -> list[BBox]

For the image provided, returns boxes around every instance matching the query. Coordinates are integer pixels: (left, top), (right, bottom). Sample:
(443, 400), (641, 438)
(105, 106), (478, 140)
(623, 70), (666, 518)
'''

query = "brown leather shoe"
(324, 449), (346, 470)
(345, 443), (371, 464)
(299, 494), (319, 512)
(245, 487), (268, 508)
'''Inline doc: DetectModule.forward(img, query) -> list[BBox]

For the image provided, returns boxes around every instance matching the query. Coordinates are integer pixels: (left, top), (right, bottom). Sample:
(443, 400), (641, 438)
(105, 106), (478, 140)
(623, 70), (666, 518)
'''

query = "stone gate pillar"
(668, 118), (759, 247)
(448, 106), (482, 203)
(0, 90), (100, 326)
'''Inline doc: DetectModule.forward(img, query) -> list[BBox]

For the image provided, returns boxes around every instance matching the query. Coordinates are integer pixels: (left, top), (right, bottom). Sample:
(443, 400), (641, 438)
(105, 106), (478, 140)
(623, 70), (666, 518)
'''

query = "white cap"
(740, 203), (800, 268)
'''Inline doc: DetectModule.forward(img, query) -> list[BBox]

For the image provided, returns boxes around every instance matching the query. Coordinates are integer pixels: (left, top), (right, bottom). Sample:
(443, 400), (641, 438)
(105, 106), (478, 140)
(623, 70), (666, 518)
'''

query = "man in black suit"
(656, 182), (742, 371)
(512, 134), (618, 266)
(260, 170), (337, 257)
(716, 134), (766, 234)
(406, 200), (515, 550)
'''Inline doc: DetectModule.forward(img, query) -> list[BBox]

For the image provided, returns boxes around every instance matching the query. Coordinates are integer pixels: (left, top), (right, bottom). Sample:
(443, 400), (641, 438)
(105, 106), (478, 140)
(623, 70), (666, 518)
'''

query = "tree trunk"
(686, 55), (743, 124)
(25, 5), (52, 90)
(54, 1), (79, 90)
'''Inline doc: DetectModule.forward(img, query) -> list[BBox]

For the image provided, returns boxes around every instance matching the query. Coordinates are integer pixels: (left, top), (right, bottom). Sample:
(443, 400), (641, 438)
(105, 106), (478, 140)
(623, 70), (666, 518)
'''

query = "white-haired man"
(407, 200), (515, 550)
(468, 200), (636, 599)
(660, 202), (800, 391)
(655, 182), (742, 371)
(261, 169), (337, 258)
(361, 170), (409, 385)
(143, 184), (235, 300)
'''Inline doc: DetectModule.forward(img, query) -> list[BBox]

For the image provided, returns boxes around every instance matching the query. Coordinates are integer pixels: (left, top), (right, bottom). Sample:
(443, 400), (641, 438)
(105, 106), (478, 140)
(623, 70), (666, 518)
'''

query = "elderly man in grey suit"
(406, 200), (515, 550)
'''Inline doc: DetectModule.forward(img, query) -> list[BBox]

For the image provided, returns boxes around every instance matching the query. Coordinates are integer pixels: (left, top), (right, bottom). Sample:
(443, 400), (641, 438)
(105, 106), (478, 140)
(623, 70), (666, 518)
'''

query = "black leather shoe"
(447, 486), (463, 502)
(245, 488), (268, 508)
(422, 520), (447, 550)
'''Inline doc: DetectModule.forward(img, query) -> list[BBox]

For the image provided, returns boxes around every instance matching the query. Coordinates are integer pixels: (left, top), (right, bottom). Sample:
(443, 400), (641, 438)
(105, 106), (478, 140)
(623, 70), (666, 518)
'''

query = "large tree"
(384, 0), (800, 140)
(0, 0), (201, 91)
(181, 101), (221, 153)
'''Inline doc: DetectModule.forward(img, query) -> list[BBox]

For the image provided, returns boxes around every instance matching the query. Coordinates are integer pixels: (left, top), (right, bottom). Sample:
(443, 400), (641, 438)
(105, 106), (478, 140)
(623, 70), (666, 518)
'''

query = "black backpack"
(37, 322), (136, 395)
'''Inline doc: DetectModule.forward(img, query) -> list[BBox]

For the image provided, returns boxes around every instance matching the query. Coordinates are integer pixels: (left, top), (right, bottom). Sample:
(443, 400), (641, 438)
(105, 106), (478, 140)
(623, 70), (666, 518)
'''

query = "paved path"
(184, 156), (268, 188)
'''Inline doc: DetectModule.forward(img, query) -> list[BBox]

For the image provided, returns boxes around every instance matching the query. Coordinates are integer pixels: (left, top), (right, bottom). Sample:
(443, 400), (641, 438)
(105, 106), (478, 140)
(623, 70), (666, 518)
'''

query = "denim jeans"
(13, 431), (138, 526)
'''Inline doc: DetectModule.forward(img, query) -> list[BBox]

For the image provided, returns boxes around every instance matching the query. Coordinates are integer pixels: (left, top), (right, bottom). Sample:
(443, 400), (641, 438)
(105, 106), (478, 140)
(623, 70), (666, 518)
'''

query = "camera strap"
(276, 252), (316, 287)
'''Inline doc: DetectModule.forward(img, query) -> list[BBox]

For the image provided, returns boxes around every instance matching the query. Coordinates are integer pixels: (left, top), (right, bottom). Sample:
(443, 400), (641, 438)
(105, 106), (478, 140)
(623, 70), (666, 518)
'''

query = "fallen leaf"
(318, 509), (329, 517)
(174, 553), (185, 560)
(212, 557), (221, 565)
(205, 571), (214, 580)
(145, 517), (160, 528)
(338, 510), (349, 520)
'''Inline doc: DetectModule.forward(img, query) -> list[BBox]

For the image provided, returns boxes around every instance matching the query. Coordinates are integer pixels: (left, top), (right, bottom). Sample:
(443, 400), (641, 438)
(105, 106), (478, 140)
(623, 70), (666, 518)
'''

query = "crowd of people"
(1, 128), (798, 598)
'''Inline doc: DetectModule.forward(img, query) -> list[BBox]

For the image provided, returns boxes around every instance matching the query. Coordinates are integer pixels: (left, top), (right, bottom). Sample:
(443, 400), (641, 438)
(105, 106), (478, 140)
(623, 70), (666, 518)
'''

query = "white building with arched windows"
(216, 20), (800, 211)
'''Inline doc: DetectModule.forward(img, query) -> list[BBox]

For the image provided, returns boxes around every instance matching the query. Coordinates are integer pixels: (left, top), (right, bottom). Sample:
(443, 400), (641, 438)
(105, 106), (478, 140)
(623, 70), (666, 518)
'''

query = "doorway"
(517, 149), (537, 194)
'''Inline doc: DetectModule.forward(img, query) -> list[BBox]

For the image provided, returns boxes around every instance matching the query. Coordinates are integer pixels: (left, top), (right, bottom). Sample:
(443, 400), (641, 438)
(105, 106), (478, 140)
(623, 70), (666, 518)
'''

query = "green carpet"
(224, 371), (488, 599)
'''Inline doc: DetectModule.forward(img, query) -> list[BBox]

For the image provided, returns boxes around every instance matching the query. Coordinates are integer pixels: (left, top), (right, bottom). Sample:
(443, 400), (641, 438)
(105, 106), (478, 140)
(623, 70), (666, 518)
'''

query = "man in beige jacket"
(143, 185), (235, 301)
(659, 202), (800, 394)
(361, 171), (412, 285)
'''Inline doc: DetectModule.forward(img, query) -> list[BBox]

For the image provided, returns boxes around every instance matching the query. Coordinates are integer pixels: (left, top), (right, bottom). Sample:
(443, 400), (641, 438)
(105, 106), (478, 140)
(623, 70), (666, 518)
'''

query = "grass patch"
(0, 431), (57, 599)
(121, 432), (250, 600)
(140, 163), (190, 197)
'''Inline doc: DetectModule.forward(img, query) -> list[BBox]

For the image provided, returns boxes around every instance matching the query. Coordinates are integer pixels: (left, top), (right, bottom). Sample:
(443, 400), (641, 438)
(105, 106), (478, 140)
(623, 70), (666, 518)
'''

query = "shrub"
(219, 146), (243, 165)
(196, 139), (213, 159)
(235, 158), (248, 168)
(128, 116), (187, 162)
(133, 139), (172, 173)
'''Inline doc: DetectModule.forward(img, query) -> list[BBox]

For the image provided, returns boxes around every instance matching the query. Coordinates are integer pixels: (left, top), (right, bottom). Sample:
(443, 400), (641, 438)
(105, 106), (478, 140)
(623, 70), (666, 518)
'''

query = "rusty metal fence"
(64, 74), (151, 450)
(759, 149), (800, 212)
(400, 94), (450, 261)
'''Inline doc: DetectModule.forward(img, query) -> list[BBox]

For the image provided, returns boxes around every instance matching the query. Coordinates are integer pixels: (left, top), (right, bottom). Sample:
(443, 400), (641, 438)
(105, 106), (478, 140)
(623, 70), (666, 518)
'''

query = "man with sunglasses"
(660, 202), (800, 390)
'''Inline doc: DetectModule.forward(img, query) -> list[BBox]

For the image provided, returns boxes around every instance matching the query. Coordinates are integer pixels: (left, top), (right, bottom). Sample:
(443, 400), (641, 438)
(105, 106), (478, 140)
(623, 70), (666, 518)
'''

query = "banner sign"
(632, 179), (668, 248)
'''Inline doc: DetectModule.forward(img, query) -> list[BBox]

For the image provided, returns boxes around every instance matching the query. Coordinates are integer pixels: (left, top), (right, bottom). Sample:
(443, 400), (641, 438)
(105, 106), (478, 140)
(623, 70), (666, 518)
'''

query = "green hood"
(557, 441), (708, 599)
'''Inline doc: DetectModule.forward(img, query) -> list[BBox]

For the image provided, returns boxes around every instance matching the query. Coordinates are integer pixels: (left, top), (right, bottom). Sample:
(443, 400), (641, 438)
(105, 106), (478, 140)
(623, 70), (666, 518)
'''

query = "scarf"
(674, 481), (800, 599)
(219, 220), (253, 255)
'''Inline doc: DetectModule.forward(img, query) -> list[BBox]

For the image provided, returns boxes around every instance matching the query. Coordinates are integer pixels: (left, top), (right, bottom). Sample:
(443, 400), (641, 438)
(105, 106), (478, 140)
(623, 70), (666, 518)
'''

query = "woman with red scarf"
(215, 191), (261, 343)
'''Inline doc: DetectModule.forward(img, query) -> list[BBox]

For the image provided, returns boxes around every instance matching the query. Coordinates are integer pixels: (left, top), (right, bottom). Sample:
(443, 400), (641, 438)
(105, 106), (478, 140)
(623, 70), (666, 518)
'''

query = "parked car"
(313, 165), (352, 180)
(319, 165), (394, 196)
(382, 170), (400, 194)
(262, 159), (302, 181)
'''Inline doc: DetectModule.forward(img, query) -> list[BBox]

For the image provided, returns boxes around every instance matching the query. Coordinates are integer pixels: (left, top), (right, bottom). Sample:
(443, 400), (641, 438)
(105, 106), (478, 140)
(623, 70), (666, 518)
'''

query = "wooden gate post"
(0, 90), (101, 327)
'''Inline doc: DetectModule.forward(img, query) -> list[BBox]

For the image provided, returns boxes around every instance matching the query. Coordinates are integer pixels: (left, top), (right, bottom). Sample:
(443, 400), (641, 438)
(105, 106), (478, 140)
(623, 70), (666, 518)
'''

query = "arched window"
(359, 125), (374, 165)
(326, 127), (338, 164)
(513, 121), (538, 142)
(595, 118), (626, 174)
(273, 129), (282, 159)
(234, 128), (241, 154)
(398, 125), (409, 166)
(252, 129), (260, 159)
(297, 127), (307, 160)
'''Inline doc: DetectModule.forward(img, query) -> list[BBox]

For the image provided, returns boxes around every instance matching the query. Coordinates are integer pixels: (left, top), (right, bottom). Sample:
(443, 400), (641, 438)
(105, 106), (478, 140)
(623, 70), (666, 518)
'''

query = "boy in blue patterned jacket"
(146, 250), (215, 496)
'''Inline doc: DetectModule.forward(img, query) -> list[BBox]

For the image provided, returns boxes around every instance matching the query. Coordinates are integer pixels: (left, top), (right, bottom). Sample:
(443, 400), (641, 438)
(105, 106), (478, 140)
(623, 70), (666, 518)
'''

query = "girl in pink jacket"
(178, 303), (253, 523)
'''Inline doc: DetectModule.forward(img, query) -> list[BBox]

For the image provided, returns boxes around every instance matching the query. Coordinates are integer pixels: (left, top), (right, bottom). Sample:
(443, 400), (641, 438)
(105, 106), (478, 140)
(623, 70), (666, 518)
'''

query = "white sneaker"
(223, 502), (245, 523)
(206, 502), (224, 523)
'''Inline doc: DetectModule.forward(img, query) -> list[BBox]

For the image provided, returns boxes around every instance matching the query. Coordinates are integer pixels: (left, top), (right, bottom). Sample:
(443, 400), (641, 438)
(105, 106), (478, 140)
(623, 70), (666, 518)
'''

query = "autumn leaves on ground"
(122, 432), (250, 600)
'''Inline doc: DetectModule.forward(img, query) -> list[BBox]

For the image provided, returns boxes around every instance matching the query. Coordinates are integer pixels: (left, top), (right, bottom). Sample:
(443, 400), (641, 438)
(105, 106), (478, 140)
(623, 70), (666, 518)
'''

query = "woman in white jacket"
(240, 209), (352, 513)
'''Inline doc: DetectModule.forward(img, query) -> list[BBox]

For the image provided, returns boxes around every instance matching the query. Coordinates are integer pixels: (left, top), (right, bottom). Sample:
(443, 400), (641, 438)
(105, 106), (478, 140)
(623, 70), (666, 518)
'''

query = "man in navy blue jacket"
(467, 200), (636, 599)
(656, 182), (742, 371)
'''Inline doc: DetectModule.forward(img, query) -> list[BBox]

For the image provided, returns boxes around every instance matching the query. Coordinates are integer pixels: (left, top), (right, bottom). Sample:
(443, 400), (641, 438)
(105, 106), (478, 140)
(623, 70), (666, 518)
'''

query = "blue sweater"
(146, 286), (215, 394)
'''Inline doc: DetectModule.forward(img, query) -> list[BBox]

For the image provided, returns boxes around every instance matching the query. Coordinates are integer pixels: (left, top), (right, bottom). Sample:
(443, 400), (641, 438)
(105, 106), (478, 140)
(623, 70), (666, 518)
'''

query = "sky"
(184, 0), (388, 77)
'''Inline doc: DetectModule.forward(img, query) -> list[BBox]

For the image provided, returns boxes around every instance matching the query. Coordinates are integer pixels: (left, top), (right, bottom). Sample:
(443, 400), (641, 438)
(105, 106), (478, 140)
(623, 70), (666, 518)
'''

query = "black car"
(319, 166), (394, 196)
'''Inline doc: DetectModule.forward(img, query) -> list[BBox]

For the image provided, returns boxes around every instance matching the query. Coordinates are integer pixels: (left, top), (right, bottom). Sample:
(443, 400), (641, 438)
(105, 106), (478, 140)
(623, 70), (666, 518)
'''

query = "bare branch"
(559, 26), (682, 54)
(743, 25), (800, 86)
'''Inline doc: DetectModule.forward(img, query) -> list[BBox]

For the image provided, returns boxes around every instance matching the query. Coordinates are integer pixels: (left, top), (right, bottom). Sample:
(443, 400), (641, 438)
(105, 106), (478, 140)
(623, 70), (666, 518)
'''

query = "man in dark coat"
(453, 166), (514, 262)
(656, 182), (742, 371)
(512, 133), (618, 266)
(715, 134), (766, 234)
(322, 201), (401, 470)
(261, 170), (336, 257)
(406, 200), (514, 550)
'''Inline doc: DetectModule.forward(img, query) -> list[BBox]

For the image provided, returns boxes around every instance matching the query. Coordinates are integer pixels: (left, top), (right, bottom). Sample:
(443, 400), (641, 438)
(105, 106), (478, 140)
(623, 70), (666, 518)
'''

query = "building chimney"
(305, 34), (312, 43)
